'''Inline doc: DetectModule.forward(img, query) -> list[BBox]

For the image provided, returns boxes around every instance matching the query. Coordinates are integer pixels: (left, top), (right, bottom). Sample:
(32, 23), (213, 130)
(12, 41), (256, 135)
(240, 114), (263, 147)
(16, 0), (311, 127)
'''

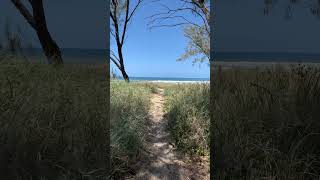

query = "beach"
(134, 80), (210, 84)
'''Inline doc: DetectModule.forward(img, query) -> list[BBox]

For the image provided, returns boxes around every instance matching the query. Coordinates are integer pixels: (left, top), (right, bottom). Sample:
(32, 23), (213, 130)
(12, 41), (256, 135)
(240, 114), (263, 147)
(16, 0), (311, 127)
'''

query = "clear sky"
(215, 0), (320, 53)
(110, 0), (210, 78)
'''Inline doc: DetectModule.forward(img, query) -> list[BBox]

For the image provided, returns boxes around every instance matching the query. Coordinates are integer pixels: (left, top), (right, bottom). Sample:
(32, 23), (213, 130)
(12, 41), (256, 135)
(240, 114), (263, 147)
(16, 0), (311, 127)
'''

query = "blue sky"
(110, 1), (210, 78)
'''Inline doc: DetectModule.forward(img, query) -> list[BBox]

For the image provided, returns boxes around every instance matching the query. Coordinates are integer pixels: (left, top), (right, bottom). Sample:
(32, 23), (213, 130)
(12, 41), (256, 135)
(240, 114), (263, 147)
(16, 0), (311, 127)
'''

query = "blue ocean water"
(22, 48), (107, 64)
(116, 77), (210, 82)
(125, 77), (209, 82)
(213, 52), (320, 62)
(23, 48), (320, 63)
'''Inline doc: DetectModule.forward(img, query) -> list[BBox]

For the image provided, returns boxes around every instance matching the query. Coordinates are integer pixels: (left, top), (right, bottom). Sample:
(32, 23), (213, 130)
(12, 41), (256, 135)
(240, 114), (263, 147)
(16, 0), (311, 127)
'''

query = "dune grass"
(1, 61), (207, 179)
(211, 64), (320, 179)
(164, 83), (210, 156)
(110, 81), (153, 178)
(110, 81), (211, 177)
(0, 61), (109, 180)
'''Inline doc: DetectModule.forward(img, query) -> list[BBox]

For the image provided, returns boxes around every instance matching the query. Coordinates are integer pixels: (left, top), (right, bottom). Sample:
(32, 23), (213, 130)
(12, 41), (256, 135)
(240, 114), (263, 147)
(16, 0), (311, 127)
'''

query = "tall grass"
(164, 84), (210, 156)
(110, 81), (152, 178)
(211, 64), (320, 179)
(0, 62), (108, 180)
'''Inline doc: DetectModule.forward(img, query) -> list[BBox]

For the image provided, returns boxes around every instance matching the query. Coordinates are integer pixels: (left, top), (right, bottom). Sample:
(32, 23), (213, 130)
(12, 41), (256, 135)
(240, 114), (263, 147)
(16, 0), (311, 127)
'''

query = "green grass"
(110, 81), (211, 177)
(0, 61), (109, 180)
(7, 59), (318, 179)
(0, 60), (208, 179)
(110, 81), (153, 178)
(211, 64), (320, 179)
(164, 83), (210, 156)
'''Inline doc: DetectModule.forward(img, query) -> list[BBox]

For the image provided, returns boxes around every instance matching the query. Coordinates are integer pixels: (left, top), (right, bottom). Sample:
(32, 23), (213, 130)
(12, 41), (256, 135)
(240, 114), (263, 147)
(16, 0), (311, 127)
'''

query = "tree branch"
(147, 1), (209, 34)
(10, 0), (36, 29)
(110, 56), (121, 70)
(127, 0), (143, 22)
(121, 0), (130, 45)
(149, 22), (191, 29)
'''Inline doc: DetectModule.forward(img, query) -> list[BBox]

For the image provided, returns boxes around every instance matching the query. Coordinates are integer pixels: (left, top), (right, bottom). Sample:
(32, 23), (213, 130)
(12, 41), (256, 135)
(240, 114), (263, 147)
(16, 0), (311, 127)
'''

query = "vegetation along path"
(131, 88), (209, 180)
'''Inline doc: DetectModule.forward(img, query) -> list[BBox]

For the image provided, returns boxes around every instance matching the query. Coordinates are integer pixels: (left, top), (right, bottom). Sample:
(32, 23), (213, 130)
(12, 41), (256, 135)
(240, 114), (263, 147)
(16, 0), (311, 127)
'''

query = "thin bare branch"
(149, 23), (191, 29)
(110, 56), (121, 69)
(148, 15), (202, 29)
(128, 0), (143, 22)
(147, 1), (210, 34)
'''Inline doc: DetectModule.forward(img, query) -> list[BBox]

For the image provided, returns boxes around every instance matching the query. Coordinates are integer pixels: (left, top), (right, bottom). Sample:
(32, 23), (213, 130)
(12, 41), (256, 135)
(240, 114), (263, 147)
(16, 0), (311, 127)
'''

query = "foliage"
(178, 24), (210, 63)
(148, 0), (210, 63)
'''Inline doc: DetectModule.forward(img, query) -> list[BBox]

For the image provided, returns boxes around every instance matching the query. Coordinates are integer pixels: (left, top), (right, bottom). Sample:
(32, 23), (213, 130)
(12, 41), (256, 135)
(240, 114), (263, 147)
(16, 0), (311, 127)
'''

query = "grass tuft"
(110, 81), (152, 178)
(164, 83), (210, 156)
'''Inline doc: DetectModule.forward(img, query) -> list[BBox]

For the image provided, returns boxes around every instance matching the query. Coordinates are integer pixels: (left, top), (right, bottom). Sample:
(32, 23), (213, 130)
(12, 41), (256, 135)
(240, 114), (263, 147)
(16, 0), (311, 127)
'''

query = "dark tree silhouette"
(11, 0), (63, 64)
(110, 0), (143, 82)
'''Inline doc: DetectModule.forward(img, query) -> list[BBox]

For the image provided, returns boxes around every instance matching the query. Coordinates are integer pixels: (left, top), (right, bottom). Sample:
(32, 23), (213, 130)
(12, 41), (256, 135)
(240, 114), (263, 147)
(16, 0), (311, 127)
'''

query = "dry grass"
(211, 64), (320, 179)
(110, 81), (153, 179)
(0, 61), (109, 180)
(164, 83), (210, 156)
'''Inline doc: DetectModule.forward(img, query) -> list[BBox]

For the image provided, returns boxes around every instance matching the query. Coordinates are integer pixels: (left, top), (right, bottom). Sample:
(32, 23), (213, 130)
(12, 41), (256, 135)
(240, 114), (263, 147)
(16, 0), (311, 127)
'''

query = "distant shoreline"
(114, 76), (208, 81)
(112, 79), (209, 84)
(137, 80), (209, 84)
(210, 61), (320, 70)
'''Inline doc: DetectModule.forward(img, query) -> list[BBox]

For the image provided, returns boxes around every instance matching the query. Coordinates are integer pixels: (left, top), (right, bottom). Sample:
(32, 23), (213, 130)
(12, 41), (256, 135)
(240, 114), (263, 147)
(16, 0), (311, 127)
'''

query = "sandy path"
(129, 88), (209, 180)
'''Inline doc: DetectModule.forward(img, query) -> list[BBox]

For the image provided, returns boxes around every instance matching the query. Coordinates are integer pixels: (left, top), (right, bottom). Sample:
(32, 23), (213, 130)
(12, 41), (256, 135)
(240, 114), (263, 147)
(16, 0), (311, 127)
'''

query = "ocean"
(116, 77), (210, 83)
(19, 48), (320, 77)
(22, 48), (107, 64)
(21, 48), (209, 83)
(22, 49), (320, 63)
(213, 52), (320, 62)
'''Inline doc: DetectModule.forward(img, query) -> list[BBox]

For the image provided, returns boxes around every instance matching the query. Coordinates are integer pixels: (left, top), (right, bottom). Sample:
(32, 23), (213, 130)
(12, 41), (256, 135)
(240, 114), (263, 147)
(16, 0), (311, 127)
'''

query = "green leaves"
(178, 25), (210, 64)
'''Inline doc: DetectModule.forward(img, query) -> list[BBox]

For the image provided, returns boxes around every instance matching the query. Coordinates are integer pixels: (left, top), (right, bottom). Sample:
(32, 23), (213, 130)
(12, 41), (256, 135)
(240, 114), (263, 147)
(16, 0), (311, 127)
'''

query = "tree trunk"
(116, 39), (130, 82)
(11, 0), (63, 64)
(32, 0), (63, 65)
(35, 28), (63, 65)
(120, 66), (130, 82)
